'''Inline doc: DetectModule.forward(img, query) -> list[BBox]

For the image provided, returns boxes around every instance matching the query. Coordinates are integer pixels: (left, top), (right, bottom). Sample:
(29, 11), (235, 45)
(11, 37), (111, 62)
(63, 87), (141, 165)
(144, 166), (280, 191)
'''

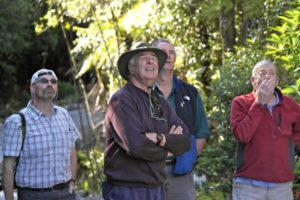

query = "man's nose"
(147, 57), (156, 63)
(264, 73), (274, 79)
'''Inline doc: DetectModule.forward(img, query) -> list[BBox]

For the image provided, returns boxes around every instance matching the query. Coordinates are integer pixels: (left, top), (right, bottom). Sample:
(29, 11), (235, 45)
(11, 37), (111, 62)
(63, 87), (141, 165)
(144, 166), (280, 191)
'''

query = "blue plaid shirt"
(3, 101), (80, 188)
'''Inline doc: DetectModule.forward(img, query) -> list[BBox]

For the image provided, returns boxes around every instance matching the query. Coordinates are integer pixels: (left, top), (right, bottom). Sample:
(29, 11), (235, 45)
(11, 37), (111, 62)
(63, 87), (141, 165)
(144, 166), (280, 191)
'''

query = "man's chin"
(163, 64), (173, 70)
(44, 95), (56, 101)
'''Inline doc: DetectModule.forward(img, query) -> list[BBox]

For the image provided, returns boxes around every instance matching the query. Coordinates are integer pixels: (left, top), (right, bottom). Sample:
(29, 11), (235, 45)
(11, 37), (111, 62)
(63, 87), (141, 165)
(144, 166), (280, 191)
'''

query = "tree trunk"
(220, 0), (236, 63)
(238, 0), (249, 45)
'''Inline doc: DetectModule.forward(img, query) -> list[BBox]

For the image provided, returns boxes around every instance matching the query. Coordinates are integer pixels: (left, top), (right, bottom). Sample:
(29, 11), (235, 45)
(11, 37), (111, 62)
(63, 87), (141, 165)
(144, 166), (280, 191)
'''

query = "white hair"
(252, 60), (277, 76)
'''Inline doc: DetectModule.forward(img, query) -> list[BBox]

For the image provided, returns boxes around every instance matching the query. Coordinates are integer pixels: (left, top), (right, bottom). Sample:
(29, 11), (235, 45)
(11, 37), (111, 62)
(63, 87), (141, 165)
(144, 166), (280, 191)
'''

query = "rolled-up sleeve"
(3, 114), (23, 157)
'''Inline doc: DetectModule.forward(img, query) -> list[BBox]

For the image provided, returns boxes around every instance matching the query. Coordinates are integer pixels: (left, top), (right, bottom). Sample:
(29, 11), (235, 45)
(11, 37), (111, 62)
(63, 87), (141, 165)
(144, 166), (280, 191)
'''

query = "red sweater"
(230, 89), (300, 182)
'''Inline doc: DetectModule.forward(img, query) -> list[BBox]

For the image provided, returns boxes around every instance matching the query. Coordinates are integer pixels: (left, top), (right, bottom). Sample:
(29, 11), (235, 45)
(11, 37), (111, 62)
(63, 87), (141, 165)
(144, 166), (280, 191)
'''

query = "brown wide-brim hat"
(117, 42), (167, 81)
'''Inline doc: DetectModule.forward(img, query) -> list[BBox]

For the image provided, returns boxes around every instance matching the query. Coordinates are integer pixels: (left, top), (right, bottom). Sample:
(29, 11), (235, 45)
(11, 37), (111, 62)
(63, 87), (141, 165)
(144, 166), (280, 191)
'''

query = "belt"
(18, 180), (70, 192)
(166, 159), (175, 166)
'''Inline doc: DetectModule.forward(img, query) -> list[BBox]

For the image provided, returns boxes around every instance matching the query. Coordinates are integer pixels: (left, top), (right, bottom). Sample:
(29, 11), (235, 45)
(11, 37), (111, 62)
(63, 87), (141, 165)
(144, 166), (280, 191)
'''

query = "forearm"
(196, 138), (206, 154)
(163, 134), (190, 155)
(70, 148), (77, 180)
(2, 157), (16, 200)
(129, 133), (167, 161)
(230, 101), (264, 143)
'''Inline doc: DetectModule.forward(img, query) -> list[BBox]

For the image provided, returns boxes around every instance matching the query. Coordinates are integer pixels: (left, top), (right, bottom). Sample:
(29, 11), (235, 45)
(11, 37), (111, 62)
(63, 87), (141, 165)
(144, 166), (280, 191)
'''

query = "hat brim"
(117, 48), (167, 81)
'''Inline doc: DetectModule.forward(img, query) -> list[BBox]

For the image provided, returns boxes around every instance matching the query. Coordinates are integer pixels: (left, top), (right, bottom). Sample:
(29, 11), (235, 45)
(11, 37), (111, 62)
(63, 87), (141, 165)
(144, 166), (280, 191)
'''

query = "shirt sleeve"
(2, 114), (23, 157)
(67, 113), (80, 147)
(195, 94), (211, 139)
(230, 97), (265, 143)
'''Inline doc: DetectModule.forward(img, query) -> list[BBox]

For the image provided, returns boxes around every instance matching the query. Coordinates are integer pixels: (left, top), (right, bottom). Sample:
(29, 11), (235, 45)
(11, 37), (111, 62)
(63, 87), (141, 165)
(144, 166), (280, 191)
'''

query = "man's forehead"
(257, 64), (276, 71)
(158, 41), (174, 49)
(139, 51), (157, 56)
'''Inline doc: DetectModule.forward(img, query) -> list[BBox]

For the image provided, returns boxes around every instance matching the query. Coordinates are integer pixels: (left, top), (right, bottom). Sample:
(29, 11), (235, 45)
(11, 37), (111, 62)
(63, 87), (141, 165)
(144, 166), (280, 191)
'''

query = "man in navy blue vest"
(152, 39), (211, 200)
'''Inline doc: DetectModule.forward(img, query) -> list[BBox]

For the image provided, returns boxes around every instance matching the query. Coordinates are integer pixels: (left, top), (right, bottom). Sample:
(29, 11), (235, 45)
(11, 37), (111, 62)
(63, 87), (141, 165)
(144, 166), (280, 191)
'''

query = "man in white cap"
(102, 42), (191, 200)
(2, 69), (79, 200)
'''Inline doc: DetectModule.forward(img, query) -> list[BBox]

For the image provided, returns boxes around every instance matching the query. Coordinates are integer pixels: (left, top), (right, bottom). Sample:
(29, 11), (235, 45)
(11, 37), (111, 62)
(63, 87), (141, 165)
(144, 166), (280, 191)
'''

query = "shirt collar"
(153, 75), (178, 96)
(27, 100), (57, 120)
(266, 91), (280, 112)
(268, 91), (279, 107)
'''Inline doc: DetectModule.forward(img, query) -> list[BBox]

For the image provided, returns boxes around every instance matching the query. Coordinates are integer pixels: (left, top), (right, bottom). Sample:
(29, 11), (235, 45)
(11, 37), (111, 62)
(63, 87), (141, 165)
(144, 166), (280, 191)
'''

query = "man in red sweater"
(230, 60), (300, 200)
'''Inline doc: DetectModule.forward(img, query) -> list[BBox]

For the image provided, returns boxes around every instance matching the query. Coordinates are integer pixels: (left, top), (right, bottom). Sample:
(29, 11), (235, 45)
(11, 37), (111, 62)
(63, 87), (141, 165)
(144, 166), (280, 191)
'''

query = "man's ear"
(30, 85), (35, 95)
(128, 65), (135, 75)
(250, 76), (255, 87)
(275, 76), (279, 86)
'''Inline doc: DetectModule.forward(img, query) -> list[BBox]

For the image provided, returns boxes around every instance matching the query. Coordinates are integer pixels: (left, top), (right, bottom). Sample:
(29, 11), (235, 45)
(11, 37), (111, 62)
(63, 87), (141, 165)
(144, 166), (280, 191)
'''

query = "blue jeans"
(17, 187), (76, 200)
(102, 181), (165, 200)
(232, 181), (293, 200)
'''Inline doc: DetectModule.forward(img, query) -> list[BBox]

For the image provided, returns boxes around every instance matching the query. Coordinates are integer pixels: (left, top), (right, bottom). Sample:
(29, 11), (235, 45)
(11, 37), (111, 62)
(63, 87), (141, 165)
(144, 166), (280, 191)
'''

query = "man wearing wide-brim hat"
(102, 42), (191, 200)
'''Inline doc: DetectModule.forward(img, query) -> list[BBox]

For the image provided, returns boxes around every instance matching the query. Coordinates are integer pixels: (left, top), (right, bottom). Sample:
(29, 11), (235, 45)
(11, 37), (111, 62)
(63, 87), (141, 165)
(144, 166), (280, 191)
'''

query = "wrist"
(156, 133), (163, 145)
(70, 178), (76, 184)
(161, 134), (166, 147)
(158, 134), (166, 147)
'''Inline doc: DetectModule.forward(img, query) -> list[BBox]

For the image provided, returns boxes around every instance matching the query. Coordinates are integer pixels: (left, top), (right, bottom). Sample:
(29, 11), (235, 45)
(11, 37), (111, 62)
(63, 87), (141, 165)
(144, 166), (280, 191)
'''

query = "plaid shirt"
(3, 101), (80, 188)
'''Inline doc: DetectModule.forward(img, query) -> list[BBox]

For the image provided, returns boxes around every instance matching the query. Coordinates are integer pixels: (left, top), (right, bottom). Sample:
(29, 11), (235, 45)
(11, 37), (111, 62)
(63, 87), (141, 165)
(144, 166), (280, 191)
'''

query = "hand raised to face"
(255, 78), (277, 105)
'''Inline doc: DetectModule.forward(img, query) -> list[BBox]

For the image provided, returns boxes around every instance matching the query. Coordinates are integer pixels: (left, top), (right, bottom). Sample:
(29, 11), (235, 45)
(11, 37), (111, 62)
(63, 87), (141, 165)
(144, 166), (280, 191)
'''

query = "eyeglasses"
(148, 89), (166, 122)
(257, 71), (276, 79)
(36, 78), (57, 85)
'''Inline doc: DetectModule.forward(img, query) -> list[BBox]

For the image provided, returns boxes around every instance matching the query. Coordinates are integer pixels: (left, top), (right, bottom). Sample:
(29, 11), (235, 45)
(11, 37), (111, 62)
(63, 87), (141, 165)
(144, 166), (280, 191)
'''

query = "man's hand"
(68, 180), (76, 193)
(256, 78), (276, 104)
(168, 125), (183, 135)
(145, 132), (157, 143)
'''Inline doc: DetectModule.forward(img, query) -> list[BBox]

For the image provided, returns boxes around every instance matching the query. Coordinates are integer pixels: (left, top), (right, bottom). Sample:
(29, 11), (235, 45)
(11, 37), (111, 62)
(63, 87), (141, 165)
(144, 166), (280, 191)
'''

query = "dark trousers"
(102, 181), (165, 200)
(17, 187), (76, 200)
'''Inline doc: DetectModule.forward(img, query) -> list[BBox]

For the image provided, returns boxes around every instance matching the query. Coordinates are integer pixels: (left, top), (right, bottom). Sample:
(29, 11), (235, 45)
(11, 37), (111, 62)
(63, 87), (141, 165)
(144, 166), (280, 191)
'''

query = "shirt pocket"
(55, 127), (73, 157)
(22, 127), (51, 158)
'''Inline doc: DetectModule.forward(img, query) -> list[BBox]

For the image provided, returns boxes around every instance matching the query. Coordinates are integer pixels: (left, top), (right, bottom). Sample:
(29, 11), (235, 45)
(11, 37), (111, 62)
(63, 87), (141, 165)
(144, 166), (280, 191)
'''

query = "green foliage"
(0, 0), (32, 54)
(196, 190), (223, 200)
(0, 0), (33, 107)
(0, 0), (34, 117)
(266, 1), (300, 101)
(77, 145), (105, 194)
(57, 81), (78, 105)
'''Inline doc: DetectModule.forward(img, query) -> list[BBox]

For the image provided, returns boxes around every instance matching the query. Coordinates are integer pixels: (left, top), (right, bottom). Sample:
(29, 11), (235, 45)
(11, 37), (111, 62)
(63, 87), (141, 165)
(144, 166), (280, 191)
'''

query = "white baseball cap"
(31, 69), (58, 85)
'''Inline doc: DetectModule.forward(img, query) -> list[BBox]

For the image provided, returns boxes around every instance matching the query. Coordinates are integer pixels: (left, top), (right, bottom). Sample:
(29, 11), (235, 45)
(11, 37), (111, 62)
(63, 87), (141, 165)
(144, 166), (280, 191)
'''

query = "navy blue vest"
(174, 77), (197, 135)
